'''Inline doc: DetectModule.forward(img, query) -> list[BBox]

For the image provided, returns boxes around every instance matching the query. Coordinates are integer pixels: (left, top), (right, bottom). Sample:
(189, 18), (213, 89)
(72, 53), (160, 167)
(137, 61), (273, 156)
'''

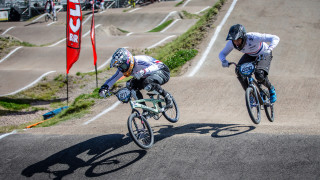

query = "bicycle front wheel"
(245, 87), (261, 124)
(127, 112), (154, 149)
(159, 93), (179, 123)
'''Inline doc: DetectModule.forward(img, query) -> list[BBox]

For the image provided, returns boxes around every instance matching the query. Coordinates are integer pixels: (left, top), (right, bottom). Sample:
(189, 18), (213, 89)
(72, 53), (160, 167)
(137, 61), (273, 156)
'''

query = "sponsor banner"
(0, 11), (8, 21)
(66, 0), (83, 74)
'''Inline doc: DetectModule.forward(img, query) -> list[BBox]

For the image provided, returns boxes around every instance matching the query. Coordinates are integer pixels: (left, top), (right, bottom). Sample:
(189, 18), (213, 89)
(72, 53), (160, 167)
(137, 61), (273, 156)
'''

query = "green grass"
(0, 98), (31, 110)
(146, 0), (226, 72)
(37, 89), (100, 127)
(117, 28), (130, 33)
(148, 19), (174, 32)
(175, 0), (185, 7)
(182, 10), (200, 19)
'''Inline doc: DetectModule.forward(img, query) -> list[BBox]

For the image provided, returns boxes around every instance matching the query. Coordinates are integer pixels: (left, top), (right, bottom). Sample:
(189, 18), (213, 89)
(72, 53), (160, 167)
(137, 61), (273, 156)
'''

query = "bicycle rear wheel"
(262, 90), (274, 122)
(158, 93), (179, 123)
(245, 87), (261, 124)
(127, 112), (154, 149)
(45, 14), (49, 22)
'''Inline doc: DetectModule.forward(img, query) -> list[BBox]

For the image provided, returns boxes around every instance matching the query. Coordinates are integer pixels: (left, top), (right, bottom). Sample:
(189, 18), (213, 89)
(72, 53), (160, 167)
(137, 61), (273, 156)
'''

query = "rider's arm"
(253, 32), (280, 51)
(219, 40), (234, 62)
(102, 69), (123, 89)
(143, 64), (160, 75)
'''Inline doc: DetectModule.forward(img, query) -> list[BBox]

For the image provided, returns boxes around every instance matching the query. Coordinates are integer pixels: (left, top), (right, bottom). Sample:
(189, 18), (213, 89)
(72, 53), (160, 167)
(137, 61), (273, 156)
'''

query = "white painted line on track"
(0, 130), (17, 140)
(1, 26), (15, 35)
(83, 101), (121, 125)
(182, 0), (191, 7)
(32, 13), (47, 22)
(0, 46), (22, 64)
(82, 14), (93, 25)
(155, 11), (177, 28)
(126, 32), (133, 36)
(83, 24), (102, 37)
(161, 19), (180, 33)
(49, 15), (97, 47)
(48, 38), (66, 47)
(188, 0), (237, 77)
(147, 35), (176, 49)
(128, 8), (141, 13)
(195, 6), (210, 14)
(0, 71), (56, 97)
(47, 21), (56, 26)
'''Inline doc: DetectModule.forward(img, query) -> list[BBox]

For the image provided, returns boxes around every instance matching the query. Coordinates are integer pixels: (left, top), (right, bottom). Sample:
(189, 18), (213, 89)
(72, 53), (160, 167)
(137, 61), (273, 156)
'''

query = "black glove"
(99, 84), (109, 93)
(99, 84), (109, 97)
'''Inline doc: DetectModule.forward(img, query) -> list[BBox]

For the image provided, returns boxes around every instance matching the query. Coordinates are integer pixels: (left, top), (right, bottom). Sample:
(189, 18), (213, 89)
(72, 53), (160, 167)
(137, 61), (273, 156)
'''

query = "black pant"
(128, 64), (170, 100)
(236, 53), (273, 90)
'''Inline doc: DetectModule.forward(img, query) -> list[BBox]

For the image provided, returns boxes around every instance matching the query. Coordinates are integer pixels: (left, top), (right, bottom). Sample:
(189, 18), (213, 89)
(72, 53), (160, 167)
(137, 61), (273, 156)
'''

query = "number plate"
(240, 63), (255, 76)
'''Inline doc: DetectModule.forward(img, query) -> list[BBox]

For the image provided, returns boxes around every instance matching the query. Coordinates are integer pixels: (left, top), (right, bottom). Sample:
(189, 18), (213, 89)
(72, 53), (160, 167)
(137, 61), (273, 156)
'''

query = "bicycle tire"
(45, 14), (49, 22)
(127, 112), (154, 149)
(262, 90), (274, 122)
(158, 93), (179, 123)
(245, 87), (261, 124)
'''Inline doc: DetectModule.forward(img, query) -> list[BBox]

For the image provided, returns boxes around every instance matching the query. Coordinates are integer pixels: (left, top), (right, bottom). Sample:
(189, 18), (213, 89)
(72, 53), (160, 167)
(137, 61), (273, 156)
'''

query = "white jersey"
(219, 32), (280, 62)
(103, 55), (164, 88)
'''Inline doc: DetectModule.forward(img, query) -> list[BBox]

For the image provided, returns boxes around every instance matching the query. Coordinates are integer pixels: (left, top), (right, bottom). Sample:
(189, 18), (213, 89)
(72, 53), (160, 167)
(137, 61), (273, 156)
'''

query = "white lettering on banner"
(69, 18), (81, 32)
(70, 33), (79, 43)
(70, 5), (81, 17)
(69, 0), (79, 3)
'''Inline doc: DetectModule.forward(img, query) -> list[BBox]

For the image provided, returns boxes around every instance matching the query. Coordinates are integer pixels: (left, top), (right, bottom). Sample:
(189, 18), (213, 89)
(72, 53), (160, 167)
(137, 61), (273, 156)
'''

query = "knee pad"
(144, 84), (153, 92)
(255, 69), (266, 82)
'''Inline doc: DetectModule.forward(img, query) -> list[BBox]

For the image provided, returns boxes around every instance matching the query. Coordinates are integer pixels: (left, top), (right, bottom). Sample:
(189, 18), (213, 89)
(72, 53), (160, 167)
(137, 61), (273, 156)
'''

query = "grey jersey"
(219, 32), (280, 62)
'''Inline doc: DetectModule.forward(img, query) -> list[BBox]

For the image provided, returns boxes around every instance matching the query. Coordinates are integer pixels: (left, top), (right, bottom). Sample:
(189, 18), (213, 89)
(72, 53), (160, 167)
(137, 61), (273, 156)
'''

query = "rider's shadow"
(21, 134), (146, 179)
(153, 123), (256, 142)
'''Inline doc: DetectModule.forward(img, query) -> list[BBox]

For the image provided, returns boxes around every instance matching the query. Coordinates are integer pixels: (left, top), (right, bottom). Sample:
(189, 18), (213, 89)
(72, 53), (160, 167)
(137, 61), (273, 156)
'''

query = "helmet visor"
(118, 63), (129, 72)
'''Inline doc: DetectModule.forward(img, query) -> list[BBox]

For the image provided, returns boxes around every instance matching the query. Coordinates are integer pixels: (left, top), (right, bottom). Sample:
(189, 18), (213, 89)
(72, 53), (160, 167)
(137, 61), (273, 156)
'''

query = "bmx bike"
(229, 54), (274, 124)
(45, 12), (57, 22)
(103, 84), (179, 149)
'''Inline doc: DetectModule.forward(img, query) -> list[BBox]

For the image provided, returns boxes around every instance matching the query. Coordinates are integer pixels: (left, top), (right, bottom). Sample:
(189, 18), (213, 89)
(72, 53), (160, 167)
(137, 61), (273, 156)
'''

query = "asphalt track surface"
(1, 0), (320, 179)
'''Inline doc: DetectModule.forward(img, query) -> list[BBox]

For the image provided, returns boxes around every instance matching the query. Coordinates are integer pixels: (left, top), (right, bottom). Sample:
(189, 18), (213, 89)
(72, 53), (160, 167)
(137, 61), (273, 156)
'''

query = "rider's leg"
(143, 65), (172, 108)
(236, 54), (255, 91)
(255, 52), (277, 103)
(127, 78), (146, 105)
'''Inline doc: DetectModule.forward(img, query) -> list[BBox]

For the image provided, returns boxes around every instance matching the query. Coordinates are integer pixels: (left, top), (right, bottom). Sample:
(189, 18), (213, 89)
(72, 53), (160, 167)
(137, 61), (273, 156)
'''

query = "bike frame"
(129, 94), (165, 114)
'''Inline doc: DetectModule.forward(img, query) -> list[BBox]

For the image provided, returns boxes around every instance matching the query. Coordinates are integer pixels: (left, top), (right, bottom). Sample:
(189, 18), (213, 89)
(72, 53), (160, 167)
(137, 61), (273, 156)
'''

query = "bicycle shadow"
(21, 134), (146, 179)
(153, 123), (256, 142)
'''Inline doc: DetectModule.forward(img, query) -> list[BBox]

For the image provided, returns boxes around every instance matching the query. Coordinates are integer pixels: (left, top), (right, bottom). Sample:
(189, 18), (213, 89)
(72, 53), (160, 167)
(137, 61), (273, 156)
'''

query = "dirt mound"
(96, 25), (125, 36)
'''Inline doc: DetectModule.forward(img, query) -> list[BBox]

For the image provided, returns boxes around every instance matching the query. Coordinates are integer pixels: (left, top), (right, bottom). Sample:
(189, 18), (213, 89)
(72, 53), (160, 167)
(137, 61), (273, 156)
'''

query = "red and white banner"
(66, 0), (82, 74)
(90, 3), (97, 66)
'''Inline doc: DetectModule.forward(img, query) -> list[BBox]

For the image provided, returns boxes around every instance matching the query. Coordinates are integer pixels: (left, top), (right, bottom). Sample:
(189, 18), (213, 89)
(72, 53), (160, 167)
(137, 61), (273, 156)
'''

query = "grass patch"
(146, 0), (226, 72)
(0, 36), (36, 50)
(182, 10), (200, 19)
(37, 90), (100, 127)
(175, 0), (185, 7)
(20, 75), (66, 100)
(0, 98), (31, 110)
(117, 28), (130, 33)
(148, 19), (174, 32)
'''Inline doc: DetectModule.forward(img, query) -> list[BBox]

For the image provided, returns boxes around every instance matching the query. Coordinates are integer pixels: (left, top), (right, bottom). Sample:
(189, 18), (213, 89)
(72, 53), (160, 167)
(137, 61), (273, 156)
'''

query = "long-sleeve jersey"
(103, 55), (164, 89)
(219, 32), (280, 62)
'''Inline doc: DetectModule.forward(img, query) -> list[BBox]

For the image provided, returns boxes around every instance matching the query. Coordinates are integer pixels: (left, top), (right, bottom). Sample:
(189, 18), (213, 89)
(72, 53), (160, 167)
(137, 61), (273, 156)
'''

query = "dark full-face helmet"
(226, 24), (247, 51)
(110, 48), (134, 73)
